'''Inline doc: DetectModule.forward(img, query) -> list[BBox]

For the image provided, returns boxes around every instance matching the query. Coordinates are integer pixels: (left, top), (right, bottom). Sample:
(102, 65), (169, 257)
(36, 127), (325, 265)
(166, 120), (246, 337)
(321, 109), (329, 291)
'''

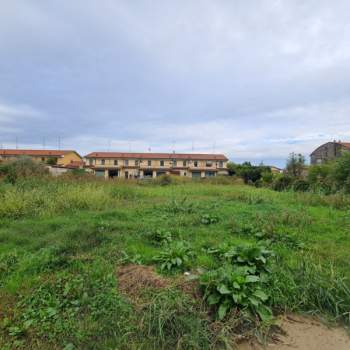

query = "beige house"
(84, 152), (229, 179)
(0, 149), (82, 166)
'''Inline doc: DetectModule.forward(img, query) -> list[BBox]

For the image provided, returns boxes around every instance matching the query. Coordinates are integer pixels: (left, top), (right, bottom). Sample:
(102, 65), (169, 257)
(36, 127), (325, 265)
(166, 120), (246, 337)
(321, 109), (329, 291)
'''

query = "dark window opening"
(108, 169), (119, 178)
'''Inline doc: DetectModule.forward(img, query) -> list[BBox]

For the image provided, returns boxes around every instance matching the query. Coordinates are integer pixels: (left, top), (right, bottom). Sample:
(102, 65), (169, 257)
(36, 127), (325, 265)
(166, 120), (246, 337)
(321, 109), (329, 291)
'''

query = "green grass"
(0, 177), (349, 349)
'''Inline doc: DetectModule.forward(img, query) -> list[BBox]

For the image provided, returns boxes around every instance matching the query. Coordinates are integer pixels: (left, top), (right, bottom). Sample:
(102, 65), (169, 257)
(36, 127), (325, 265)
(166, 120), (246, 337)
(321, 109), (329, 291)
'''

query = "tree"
(286, 153), (305, 177)
(227, 162), (238, 176)
(46, 157), (57, 165)
(332, 151), (350, 192)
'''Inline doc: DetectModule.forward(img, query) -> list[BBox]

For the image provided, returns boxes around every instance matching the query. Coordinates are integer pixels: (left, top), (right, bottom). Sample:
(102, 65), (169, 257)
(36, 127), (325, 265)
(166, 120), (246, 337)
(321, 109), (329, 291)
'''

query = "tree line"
(228, 151), (350, 194)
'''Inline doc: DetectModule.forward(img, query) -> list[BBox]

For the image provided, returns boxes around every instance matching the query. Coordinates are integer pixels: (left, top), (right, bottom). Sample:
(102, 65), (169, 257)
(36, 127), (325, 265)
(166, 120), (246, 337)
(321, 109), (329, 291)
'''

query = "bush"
(261, 171), (273, 184)
(46, 157), (57, 165)
(228, 162), (271, 184)
(292, 179), (310, 192)
(271, 174), (293, 191)
(155, 174), (172, 186)
(332, 152), (350, 192)
(0, 157), (48, 184)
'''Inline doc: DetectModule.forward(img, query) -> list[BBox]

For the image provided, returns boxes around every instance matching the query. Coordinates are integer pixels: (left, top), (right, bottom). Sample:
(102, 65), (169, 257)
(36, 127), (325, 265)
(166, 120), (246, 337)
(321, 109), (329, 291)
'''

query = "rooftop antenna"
(58, 136), (61, 150)
(15, 136), (18, 149)
(172, 140), (176, 153)
(42, 137), (46, 150)
(128, 141), (131, 152)
(191, 140), (194, 152)
(148, 147), (151, 152)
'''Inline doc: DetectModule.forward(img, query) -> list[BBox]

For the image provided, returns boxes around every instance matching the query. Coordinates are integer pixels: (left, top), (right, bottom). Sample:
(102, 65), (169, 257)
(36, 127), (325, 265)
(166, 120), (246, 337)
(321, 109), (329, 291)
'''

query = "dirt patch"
(238, 314), (350, 350)
(175, 275), (203, 299)
(117, 264), (170, 299)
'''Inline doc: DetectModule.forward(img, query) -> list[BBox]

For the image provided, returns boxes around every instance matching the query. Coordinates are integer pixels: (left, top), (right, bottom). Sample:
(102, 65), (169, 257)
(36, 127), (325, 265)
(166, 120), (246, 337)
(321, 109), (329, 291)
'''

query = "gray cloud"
(0, 0), (349, 166)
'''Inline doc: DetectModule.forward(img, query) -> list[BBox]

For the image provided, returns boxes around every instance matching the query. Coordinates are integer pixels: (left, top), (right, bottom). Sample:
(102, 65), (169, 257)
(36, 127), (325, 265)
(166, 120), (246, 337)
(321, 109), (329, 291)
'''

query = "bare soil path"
(239, 314), (350, 350)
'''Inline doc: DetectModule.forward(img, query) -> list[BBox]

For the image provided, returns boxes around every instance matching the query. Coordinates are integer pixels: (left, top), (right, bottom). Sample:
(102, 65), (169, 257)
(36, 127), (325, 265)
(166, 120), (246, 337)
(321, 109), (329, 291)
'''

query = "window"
(219, 161), (223, 168)
(89, 158), (93, 166)
(101, 159), (105, 165)
(41, 157), (45, 162)
(194, 161), (198, 167)
(206, 161), (212, 167)
(148, 160), (152, 166)
(184, 172), (187, 176)
(135, 160), (139, 166)
(124, 160), (129, 166)
(183, 161), (187, 166)
(173, 160), (177, 166)
(205, 171), (215, 177)
(160, 160), (164, 166)
(114, 160), (118, 166)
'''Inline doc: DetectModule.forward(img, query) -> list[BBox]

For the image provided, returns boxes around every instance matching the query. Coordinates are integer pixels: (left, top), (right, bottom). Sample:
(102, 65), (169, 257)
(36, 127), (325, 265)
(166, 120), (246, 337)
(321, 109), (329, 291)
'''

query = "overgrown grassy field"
(0, 177), (349, 349)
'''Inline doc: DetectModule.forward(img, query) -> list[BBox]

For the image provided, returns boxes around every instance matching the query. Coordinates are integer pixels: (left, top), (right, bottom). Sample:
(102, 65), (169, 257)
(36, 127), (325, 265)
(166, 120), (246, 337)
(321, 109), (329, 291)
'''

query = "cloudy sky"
(0, 1), (350, 166)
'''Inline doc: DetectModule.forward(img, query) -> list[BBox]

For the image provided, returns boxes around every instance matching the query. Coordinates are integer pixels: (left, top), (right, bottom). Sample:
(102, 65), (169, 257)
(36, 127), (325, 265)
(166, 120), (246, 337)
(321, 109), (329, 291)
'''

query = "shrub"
(155, 174), (172, 186)
(332, 152), (350, 192)
(46, 157), (57, 165)
(0, 157), (48, 184)
(230, 162), (271, 184)
(292, 179), (310, 192)
(261, 171), (273, 184)
(307, 164), (333, 194)
(271, 174), (293, 191)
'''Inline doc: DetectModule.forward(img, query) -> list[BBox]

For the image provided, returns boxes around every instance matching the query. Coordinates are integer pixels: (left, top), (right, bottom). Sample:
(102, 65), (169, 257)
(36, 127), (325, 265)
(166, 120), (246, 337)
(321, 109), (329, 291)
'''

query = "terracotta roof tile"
(0, 149), (77, 157)
(84, 152), (228, 161)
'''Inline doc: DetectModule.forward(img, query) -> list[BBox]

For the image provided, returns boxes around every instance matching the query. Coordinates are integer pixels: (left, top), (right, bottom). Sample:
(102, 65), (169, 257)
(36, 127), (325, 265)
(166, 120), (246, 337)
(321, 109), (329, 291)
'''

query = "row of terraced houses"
(1, 140), (349, 179)
(0, 149), (229, 179)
